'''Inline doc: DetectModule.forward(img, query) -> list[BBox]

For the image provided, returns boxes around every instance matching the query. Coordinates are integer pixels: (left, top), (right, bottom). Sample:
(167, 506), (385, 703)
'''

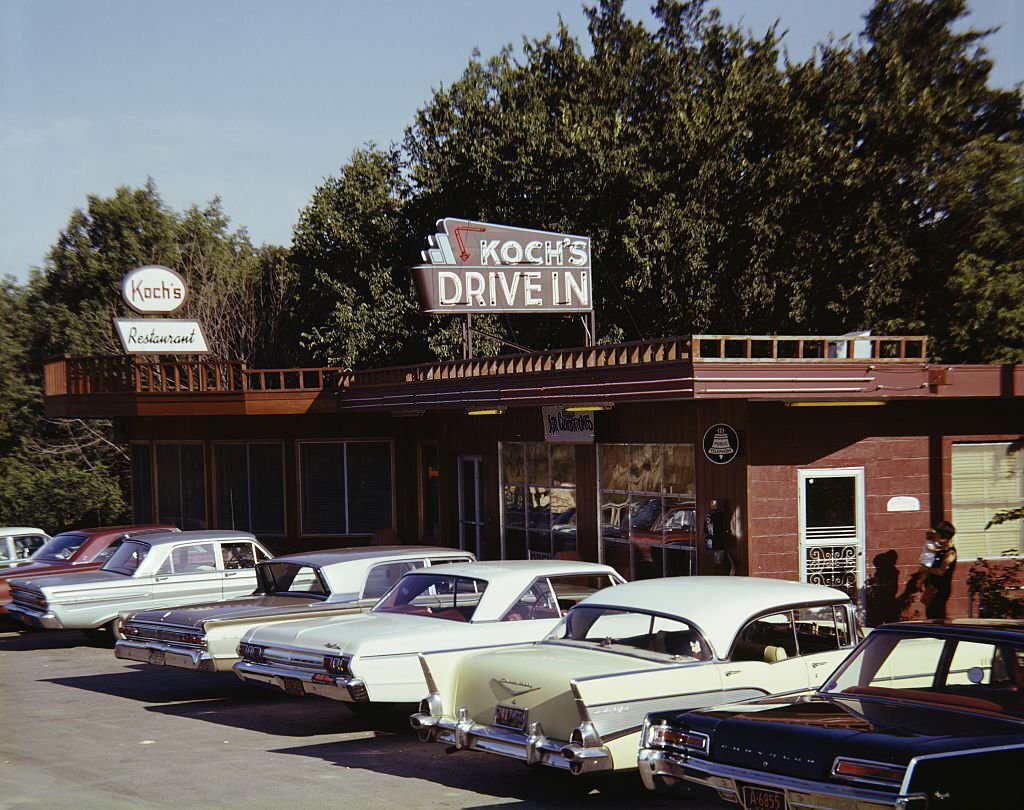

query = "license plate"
(281, 677), (305, 697)
(742, 785), (785, 810)
(148, 649), (165, 666)
(493, 704), (526, 730)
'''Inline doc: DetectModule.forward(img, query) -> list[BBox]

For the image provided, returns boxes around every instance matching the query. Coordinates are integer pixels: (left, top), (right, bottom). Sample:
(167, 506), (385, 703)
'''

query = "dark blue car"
(638, 620), (1024, 809)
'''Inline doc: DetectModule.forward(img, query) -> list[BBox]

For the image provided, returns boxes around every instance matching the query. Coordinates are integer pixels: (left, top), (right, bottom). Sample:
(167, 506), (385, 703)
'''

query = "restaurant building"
(43, 333), (1022, 620)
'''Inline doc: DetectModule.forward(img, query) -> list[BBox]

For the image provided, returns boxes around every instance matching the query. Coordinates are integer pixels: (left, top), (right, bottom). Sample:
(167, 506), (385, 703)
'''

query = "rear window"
(373, 573), (486, 622)
(103, 540), (151, 575)
(258, 562), (328, 597)
(34, 533), (88, 562)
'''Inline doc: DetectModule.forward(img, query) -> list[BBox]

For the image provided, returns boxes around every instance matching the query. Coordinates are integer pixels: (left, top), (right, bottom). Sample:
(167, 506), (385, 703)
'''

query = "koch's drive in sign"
(412, 219), (592, 313)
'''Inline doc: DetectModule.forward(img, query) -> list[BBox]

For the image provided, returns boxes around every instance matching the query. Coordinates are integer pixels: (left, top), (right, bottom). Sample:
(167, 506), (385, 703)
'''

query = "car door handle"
(811, 661), (830, 668)
(725, 670), (741, 676)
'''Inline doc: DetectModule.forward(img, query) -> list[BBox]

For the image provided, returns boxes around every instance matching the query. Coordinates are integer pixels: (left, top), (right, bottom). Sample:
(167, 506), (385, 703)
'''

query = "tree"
(291, 147), (425, 368)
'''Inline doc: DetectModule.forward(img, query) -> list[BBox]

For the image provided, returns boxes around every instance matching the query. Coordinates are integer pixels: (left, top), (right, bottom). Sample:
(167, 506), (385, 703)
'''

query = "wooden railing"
(693, 334), (927, 361)
(44, 334), (929, 397)
(48, 355), (353, 395)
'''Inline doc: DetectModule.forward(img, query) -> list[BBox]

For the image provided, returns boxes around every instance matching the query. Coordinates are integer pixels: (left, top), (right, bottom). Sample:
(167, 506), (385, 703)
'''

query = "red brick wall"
(747, 403), (958, 618)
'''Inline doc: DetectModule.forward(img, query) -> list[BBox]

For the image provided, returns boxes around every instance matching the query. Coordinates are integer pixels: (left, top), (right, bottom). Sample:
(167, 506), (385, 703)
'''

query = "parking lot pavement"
(0, 625), (724, 809)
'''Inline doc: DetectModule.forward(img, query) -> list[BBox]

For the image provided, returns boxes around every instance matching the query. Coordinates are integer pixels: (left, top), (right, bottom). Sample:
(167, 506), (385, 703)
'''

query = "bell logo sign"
(121, 265), (187, 315)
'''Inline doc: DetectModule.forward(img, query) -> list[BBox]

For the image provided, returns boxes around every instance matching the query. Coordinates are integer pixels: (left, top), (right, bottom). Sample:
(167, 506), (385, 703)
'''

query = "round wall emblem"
(121, 265), (187, 314)
(703, 423), (740, 465)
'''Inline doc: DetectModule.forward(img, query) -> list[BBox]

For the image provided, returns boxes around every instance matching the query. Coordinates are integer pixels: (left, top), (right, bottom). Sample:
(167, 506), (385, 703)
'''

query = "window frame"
(212, 441), (287, 537)
(296, 439), (396, 538)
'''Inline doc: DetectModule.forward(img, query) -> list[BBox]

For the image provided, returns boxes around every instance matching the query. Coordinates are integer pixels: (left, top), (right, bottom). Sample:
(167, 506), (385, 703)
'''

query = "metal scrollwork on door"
(805, 545), (858, 599)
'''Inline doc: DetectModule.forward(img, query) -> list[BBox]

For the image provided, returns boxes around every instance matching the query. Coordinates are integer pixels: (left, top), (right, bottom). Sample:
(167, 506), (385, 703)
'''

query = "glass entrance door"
(797, 467), (865, 600)
(458, 456), (483, 558)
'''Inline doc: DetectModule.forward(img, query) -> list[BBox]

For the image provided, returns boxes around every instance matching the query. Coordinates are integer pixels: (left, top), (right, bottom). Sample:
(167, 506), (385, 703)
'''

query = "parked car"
(0, 527), (49, 570)
(233, 559), (625, 707)
(115, 546), (475, 672)
(7, 530), (272, 640)
(412, 577), (858, 775)
(638, 619), (1024, 807)
(0, 525), (177, 614)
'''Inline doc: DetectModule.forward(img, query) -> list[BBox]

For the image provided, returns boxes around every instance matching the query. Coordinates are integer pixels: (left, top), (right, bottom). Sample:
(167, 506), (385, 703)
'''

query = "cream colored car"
(412, 576), (859, 775)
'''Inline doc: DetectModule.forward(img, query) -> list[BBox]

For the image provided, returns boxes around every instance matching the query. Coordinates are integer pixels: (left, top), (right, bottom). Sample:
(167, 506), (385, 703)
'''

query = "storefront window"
(215, 443), (285, 535)
(952, 442), (1023, 558)
(299, 441), (393, 536)
(599, 443), (696, 580)
(501, 442), (577, 559)
(155, 443), (207, 530)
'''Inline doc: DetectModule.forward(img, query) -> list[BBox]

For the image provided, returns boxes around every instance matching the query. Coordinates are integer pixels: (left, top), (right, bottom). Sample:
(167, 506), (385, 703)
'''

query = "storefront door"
(458, 456), (483, 558)
(797, 467), (865, 601)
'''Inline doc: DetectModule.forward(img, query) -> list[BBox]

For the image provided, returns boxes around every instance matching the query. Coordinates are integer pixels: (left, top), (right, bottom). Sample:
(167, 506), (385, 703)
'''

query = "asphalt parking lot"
(0, 622), (724, 809)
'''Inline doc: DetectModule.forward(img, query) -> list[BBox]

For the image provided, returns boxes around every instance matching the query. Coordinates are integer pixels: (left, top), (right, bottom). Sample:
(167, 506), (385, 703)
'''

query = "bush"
(967, 557), (1024, 618)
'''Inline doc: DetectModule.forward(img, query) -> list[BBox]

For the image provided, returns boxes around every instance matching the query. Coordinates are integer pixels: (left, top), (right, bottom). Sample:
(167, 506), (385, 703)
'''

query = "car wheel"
(83, 618), (122, 647)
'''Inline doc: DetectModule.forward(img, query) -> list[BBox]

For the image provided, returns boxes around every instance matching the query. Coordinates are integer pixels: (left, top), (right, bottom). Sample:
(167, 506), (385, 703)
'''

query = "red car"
(0, 525), (177, 614)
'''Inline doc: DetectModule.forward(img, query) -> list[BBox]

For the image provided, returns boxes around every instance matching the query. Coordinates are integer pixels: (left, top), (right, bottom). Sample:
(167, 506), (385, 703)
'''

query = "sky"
(2, 0), (1020, 284)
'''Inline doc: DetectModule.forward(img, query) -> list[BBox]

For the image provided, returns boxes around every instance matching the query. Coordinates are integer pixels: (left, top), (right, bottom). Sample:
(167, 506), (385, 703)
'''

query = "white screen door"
(797, 467), (865, 600)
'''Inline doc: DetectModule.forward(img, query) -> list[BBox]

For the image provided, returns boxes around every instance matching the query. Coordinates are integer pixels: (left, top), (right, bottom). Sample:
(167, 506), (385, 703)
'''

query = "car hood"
(679, 692), (1024, 781)
(243, 611), (453, 656)
(451, 641), (658, 737)
(126, 596), (335, 629)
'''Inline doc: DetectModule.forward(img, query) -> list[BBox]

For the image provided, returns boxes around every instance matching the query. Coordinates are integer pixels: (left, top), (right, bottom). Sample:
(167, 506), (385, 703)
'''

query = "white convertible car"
(114, 546), (474, 672)
(411, 576), (860, 775)
(232, 559), (624, 706)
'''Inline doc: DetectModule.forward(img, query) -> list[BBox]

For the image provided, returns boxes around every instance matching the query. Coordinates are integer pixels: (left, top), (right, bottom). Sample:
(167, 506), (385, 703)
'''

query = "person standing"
(921, 521), (958, 619)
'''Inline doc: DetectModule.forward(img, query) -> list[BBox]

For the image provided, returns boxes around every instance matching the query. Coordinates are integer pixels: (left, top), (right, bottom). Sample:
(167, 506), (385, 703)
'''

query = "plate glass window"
(952, 442), (1023, 558)
(155, 444), (206, 530)
(598, 443), (696, 579)
(500, 442), (577, 560)
(215, 444), (285, 535)
(299, 441), (393, 536)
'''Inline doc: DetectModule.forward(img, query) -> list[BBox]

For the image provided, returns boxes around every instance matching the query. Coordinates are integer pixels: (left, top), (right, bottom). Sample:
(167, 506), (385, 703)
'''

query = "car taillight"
(644, 722), (709, 755)
(123, 624), (142, 638)
(832, 757), (906, 786)
(238, 642), (265, 662)
(323, 654), (352, 677)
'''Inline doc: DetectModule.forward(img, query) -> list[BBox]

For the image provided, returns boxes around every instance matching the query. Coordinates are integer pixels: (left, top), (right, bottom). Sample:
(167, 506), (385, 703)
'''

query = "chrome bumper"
(232, 660), (368, 702)
(7, 603), (62, 630)
(411, 710), (612, 775)
(636, 747), (927, 810)
(114, 639), (218, 672)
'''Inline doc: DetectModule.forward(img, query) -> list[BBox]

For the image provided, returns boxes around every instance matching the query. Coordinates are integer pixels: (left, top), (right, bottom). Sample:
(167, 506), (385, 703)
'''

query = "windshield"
(824, 630), (1024, 718)
(372, 573), (487, 622)
(102, 540), (151, 576)
(545, 605), (711, 661)
(34, 532), (87, 562)
(257, 562), (327, 598)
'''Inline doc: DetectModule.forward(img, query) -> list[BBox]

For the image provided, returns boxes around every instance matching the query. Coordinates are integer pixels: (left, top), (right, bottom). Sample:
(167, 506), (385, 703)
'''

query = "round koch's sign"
(703, 423), (740, 465)
(121, 265), (187, 314)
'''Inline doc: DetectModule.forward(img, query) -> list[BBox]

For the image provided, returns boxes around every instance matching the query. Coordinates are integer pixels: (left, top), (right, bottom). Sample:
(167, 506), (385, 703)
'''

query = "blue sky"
(2, 0), (1020, 284)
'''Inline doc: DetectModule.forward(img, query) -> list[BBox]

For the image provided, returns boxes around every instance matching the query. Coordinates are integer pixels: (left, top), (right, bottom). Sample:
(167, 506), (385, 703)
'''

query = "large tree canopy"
(292, 0), (1021, 363)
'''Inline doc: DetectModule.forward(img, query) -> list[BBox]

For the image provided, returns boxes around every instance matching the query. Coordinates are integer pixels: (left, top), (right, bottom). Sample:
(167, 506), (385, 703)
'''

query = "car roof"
(395, 559), (622, 622)
(422, 559), (619, 579)
(874, 619), (1024, 643)
(0, 527), (47, 534)
(578, 576), (851, 657)
(123, 529), (258, 547)
(266, 546), (471, 568)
